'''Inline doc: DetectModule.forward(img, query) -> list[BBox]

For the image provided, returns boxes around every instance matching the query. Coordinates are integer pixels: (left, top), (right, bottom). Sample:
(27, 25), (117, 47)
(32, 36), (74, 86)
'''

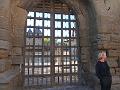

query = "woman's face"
(101, 53), (107, 60)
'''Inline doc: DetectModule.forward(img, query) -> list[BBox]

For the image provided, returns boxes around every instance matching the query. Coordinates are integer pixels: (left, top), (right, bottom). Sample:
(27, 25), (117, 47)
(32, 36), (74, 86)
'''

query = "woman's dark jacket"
(95, 61), (111, 79)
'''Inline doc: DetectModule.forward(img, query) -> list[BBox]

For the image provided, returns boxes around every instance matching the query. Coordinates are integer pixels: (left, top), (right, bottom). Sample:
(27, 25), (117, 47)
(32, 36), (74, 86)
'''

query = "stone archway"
(8, 0), (98, 89)
(1, 0), (120, 90)
(18, 0), (98, 87)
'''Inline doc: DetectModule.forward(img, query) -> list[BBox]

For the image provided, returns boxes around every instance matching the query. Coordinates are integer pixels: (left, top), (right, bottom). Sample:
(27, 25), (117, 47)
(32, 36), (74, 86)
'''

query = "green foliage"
(44, 38), (50, 45)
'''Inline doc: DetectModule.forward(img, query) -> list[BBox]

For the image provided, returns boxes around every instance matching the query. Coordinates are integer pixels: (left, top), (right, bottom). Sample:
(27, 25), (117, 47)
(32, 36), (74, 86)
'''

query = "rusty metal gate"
(24, 0), (80, 88)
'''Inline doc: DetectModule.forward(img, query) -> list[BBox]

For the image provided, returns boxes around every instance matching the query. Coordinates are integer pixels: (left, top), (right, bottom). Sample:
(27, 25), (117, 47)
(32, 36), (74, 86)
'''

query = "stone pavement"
(17, 86), (94, 90)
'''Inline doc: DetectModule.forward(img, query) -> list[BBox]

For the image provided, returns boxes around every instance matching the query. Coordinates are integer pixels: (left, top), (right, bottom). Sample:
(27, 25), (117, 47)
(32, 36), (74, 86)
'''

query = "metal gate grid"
(24, 0), (80, 88)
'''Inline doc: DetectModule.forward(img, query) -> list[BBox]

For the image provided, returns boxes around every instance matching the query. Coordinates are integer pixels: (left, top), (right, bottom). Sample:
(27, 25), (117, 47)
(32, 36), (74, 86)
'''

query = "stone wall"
(92, 0), (120, 89)
(10, 0), (27, 66)
(0, 0), (11, 73)
(0, 0), (120, 90)
(18, 0), (120, 89)
(19, 0), (94, 86)
(0, 0), (27, 90)
(65, 0), (120, 89)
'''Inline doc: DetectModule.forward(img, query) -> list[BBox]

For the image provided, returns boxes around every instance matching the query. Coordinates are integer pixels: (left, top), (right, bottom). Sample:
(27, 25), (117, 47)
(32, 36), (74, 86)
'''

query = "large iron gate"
(24, 0), (80, 88)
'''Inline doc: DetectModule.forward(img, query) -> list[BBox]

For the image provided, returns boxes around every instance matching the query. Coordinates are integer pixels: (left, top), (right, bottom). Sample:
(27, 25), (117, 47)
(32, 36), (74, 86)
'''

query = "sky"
(27, 12), (76, 38)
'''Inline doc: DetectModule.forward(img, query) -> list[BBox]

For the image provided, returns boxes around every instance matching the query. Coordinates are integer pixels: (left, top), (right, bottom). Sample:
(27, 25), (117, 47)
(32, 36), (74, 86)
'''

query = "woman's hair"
(98, 51), (106, 60)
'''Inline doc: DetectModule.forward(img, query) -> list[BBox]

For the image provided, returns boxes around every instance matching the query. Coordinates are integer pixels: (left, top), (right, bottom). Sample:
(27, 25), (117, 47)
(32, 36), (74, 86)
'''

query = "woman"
(95, 51), (112, 90)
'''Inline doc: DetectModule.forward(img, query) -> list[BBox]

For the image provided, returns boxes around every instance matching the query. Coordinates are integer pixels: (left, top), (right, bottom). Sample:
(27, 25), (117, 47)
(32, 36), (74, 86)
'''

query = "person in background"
(95, 51), (112, 90)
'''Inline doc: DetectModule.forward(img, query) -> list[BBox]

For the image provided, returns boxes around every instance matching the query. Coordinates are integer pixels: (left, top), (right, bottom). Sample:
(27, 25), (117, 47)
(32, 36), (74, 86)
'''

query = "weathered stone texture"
(0, 0), (11, 75)
(0, 50), (9, 59)
(108, 50), (120, 57)
(12, 56), (23, 64)
(0, 29), (10, 41)
(0, 18), (9, 30)
(0, 0), (120, 90)
(110, 68), (116, 75)
(0, 69), (22, 90)
(112, 84), (120, 90)
(107, 57), (119, 68)
(115, 68), (120, 75)
(93, 0), (120, 89)
(16, 0), (120, 89)
(0, 40), (11, 50)
(0, 0), (24, 90)
(80, 32), (91, 47)
(12, 47), (22, 56)
(81, 47), (91, 63)
(112, 76), (120, 84)
(0, 59), (11, 72)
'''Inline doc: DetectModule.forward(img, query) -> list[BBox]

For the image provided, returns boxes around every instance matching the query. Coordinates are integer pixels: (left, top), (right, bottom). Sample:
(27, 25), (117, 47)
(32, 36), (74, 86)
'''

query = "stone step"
(0, 68), (22, 90)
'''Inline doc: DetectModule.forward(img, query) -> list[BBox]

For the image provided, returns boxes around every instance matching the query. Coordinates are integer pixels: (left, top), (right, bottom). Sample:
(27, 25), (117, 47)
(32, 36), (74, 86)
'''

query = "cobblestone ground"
(17, 86), (94, 90)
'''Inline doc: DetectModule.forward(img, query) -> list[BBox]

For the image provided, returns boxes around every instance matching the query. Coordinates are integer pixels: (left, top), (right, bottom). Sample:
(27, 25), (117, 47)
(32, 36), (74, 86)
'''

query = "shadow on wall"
(81, 0), (99, 89)
(62, 0), (99, 88)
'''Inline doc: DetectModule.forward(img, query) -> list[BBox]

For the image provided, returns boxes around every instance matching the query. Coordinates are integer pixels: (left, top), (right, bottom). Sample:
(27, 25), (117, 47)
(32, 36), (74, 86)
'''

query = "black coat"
(95, 61), (111, 79)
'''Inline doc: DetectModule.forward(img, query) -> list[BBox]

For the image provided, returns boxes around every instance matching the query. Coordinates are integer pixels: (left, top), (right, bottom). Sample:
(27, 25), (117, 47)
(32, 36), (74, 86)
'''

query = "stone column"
(0, 0), (11, 74)
(10, 0), (27, 68)
(0, 0), (25, 90)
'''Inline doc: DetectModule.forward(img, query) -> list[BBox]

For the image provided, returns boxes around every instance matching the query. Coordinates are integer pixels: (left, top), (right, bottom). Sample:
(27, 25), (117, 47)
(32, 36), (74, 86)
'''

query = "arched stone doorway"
(24, 0), (80, 88)
(18, 0), (98, 89)
(2, 0), (120, 90)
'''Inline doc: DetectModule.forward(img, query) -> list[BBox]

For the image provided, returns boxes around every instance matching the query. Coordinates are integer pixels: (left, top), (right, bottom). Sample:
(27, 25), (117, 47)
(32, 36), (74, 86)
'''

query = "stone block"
(0, 17), (9, 30)
(110, 34), (120, 43)
(110, 68), (116, 75)
(0, 69), (22, 90)
(12, 37), (24, 47)
(0, 0), (10, 11)
(81, 47), (90, 62)
(112, 76), (120, 84)
(0, 28), (10, 41)
(0, 50), (9, 59)
(0, 59), (11, 73)
(0, 84), (10, 90)
(97, 33), (110, 42)
(107, 57), (118, 68)
(13, 28), (24, 37)
(0, 40), (11, 50)
(0, 60), (5, 72)
(106, 43), (120, 49)
(98, 42), (120, 49)
(81, 56), (90, 63)
(115, 68), (120, 75)
(112, 84), (120, 90)
(97, 43), (104, 49)
(12, 47), (22, 56)
(81, 63), (90, 72)
(117, 59), (120, 67)
(81, 47), (90, 54)
(80, 39), (91, 47)
(108, 50), (120, 57)
(12, 56), (23, 64)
